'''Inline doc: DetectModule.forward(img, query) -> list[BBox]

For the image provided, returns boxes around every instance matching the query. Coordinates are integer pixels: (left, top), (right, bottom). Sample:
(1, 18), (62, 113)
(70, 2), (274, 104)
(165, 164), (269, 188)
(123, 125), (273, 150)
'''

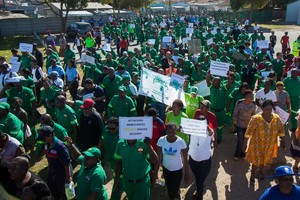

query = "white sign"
(82, 93), (94, 101)
(261, 71), (272, 79)
(189, 23), (194, 28)
(210, 61), (230, 77)
(0, 98), (7, 103)
(119, 117), (153, 140)
(9, 57), (19, 64)
(6, 77), (22, 83)
(102, 43), (111, 52)
(170, 73), (185, 90)
(19, 43), (33, 53)
(11, 62), (21, 73)
(159, 22), (166, 28)
(139, 67), (186, 106)
(147, 39), (156, 45)
(81, 54), (95, 65)
(180, 17), (185, 21)
(194, 80), (210, 97)
(257, 40), (269, 49)
(162, 36), (172, 43)
(274, 106), (290, 124)
(182, 37), (191, 45)
(130, 24), (135, 28)
(186, 28), (194, 34)
(181, 118), (207, 136)
(206, 38), (214, 46)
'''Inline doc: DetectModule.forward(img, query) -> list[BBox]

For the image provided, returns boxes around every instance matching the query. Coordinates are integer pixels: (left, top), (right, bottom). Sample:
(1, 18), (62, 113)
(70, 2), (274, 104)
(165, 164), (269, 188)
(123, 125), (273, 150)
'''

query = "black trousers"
(163, 166), (182, 200)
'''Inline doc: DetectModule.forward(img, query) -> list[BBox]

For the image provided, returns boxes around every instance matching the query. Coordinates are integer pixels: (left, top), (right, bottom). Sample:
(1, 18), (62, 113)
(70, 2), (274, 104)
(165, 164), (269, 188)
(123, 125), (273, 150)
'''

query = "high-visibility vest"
(292, 40), (300, 56)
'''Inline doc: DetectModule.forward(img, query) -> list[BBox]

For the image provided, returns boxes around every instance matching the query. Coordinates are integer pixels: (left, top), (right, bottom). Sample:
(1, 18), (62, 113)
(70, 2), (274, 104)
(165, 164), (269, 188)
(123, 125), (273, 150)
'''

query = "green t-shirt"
(101, 75), (123, 100)
(185, 93), (204, 119)
(165, 111), (189, 144)
(209, 85), (227, 110)
(0, 112), (24, 144)
(283, 77), (300, 97)
(101, 126), (119, 170)
(55, 105), (78, 133)
(107, 95), (137, 118)
(77, 155), (108, 200)
(6, 87), (36, 113)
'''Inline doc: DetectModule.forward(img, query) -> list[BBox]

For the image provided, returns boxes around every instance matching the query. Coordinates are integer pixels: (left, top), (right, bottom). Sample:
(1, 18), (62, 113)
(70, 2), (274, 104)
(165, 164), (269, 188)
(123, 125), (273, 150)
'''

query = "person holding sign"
(191, 100), (217, 200)
(156, 122), (189, 200)
(242, 100), (285, 182)
(114, 137), (158, 200)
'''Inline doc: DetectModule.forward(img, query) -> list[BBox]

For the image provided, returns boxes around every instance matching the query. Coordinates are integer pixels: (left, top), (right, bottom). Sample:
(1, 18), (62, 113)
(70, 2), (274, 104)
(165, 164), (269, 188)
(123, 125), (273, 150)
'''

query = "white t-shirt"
(157, 136), (187, 171)
(244, 19), (249, 26)
(255, 88), (277, 105)
(188, 131), (213, 162)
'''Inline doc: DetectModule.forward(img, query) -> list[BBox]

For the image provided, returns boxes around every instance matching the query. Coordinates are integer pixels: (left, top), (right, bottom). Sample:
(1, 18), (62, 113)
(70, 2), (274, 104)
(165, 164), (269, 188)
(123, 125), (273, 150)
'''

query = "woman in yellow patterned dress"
(242, 100), (285, 182)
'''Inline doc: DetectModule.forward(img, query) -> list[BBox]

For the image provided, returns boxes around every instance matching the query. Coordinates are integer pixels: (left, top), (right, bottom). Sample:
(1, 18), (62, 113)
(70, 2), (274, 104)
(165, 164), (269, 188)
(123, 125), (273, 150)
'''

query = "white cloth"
(255, 89), (277, 105)
(0, 71), (19, 91)
(0, 135), (22, 162)
(32, 67), (44, 82)
(157, 136), (187, 171)
(50, 78), (64, 89)
(188, 131), (212, 162)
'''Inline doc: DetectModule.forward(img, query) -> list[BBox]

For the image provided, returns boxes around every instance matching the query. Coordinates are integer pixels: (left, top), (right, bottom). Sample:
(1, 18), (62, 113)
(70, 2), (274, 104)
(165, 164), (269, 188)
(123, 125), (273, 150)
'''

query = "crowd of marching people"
(0, 13), (300, 200)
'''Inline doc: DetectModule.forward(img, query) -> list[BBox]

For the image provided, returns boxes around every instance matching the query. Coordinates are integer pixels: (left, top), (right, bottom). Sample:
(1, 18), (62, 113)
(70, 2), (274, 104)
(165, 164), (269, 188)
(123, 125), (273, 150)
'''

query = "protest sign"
(147, 39), (156, 45)
(162, 36), (172, 43)
(139, 67), (185, 106)
(119, 117), (153, 140)
(9, 56), (19, 64)
(182, 37), (191, 45)
(202, 32), (207, 37)
(81, 54), (95, 65)
(206, 38), (214, 46)
(274, 106), (290, 124)
(6, 77), (22, 83)
(186, 28), (194, 34)
(11, 62), (21, 73)
(102, 43), (111, 52)
(260, 71), (272, 79)
(180, 17), (185, 21)
(257, 40), (269, 49)
(130, 24), (135, 28)
(194, 80), (210, 97)
(170, 73), (185, 90)
(181, 118), (207, 137)
(19, 43), (33, 53)
(159, 22), (166, 28)
(210, 61), (229, 77)
(232, 51), (246, 60)
(188, 39), (202, 54)
(0, 98), (7, 103)
(82, 93), (94, 101)
(189, 23), (194, 28)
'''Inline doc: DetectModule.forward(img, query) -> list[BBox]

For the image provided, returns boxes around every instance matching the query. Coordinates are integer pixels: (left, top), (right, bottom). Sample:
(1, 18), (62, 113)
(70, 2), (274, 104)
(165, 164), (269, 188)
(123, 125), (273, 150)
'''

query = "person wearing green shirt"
(214, 28), (224, 43)
(191, 63), (206, 85)
(206, 71), (228, 143)
(66, 142), (108, 200)
(55, 95), (78, 141)
(114, 138), (158, 200)
(45, 48), (60, 70)
(122, 75), (138, 105)
(65, 99), (84, 124)
(0, 102), (24, 144)
(107, 86), (137, 118)
(20, 68), (35, 92)
(101, 67), (122, 102)
(39, 78), (61, 119)
(63, 44), (75, 68)
(185, 87), (204, 118)
(177, 58), (195, 77)
(165, 99), (189, 144)
(85, 32), (96, 51)
(83, 65), (102, 85)
(251, 30), (258, 49)
(98, 117), (123, 200)
(20, 51), (34, 70)
(283, 68), (300, 131)
(102, 53), (119, 69)
(272, 52), (286, 81)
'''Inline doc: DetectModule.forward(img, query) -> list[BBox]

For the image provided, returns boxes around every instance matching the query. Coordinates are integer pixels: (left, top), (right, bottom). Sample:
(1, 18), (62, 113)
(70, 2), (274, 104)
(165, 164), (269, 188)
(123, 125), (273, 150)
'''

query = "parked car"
(66, 22), (93, 38)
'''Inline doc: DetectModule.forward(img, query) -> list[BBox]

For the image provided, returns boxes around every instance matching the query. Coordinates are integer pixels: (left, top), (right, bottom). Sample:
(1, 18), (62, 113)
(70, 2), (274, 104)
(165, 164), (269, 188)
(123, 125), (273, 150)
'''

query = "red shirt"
(194, 110), (218, 139)
(151, 117), (166, 151)
(281, 35), (289, 44)
(120, 39), (128, 49)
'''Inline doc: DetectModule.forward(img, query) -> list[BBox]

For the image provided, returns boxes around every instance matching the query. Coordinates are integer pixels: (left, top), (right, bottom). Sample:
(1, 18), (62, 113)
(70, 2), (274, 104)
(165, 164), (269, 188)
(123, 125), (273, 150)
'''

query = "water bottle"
(65, 181), (76, 200)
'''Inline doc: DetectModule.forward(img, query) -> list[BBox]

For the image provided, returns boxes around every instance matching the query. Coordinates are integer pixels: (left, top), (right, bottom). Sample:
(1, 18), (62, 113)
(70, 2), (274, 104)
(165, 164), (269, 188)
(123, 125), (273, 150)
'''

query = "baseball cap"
(122, 75), (131, 81)
(118, 86), (126, 92)
(190, 87), (198, 95)
(200, 100), (211, 107)
(83, 147), (101, 158)
(50, 71), (59, 77)
(276, 81), (284, 87)
(81, 99), (94, 109)
(269, 166), (299, 179)
(0, 102), (10, 110)
(37, 126), (54, 141)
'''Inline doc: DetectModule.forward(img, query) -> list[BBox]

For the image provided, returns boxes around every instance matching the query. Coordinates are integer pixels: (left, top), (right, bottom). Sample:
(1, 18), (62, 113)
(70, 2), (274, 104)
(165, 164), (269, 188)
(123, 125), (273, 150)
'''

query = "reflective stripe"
(108, 104), (113, 108)
(37, 141), (44, 144)
(114, 153), (122, 160)
(217, 126), (224, 129)
(130, 108), (136, 112)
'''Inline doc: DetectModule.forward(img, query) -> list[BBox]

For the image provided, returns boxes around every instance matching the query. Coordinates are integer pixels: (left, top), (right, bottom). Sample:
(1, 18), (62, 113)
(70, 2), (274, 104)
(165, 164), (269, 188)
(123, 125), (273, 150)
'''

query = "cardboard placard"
(210, 61), (230, 77)
(181, 118), (207, 137)
(119, 117), (153, 140)
(19, 43), (33, 53)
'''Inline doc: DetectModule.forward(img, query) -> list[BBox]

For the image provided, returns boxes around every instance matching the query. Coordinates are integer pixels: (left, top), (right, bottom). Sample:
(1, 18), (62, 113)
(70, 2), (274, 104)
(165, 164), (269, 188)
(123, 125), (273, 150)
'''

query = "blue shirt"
(66, 66), (78, 82)
(115, 70), (130, 77)
(260, 184), (300, 200)
(48, 65), (65, 79)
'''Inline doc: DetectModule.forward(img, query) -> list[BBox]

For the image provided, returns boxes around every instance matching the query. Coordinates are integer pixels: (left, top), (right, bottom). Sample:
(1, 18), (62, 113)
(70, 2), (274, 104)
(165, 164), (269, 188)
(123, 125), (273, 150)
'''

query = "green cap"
(0, 102), (10, 110)
(128, 50), (134, 55)
(190, 87), (198, 94)
(83, 147), (101, 158)
(265, 62), (272, 67)
(122, 75), (131, 81)
(174, 48), (179, 52)
(118, 85), (126, 92)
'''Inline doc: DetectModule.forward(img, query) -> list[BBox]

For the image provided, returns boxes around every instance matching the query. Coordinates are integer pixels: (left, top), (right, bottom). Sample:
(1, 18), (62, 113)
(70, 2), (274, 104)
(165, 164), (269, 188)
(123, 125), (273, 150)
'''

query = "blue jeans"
(189, 157), (211, 200)
(234, 126), (246, 158)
